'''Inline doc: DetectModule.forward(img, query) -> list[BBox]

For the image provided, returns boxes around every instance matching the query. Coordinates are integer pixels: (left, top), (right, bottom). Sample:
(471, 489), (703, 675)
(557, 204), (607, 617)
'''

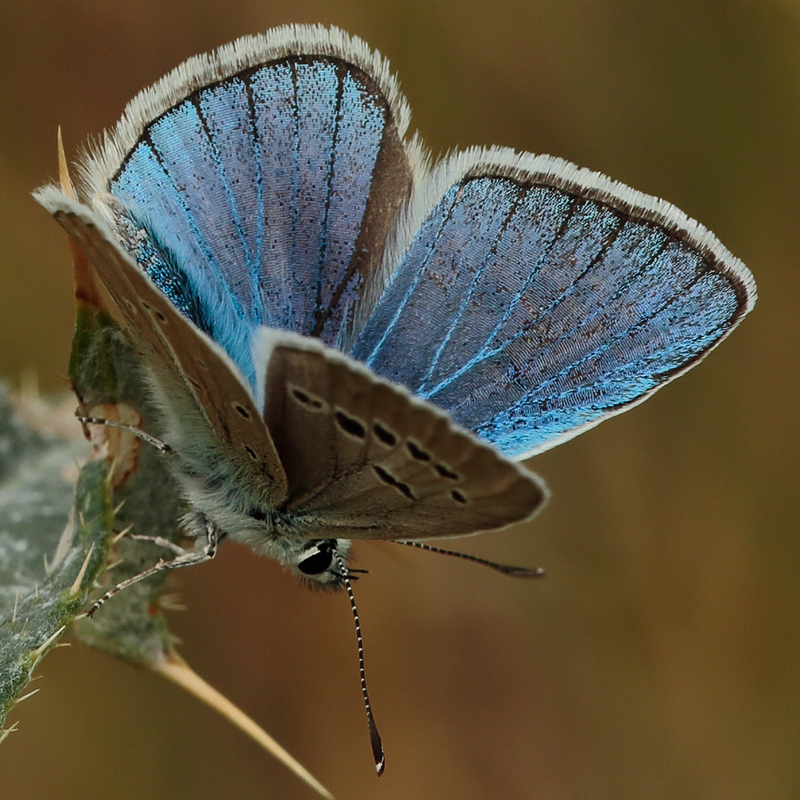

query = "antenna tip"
(370, 726), (385, 776)
(506, 566), (546, 578)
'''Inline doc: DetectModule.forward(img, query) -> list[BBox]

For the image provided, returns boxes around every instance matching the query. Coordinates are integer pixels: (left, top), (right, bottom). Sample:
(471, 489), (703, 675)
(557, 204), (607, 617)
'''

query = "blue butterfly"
(36, 24), (755, 771)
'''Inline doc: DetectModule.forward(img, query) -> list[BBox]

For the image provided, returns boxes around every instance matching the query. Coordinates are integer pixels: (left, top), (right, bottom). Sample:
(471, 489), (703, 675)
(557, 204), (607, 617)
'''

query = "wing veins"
(423, 200), (626, 399)
(140, 129), (248, 323)
(418, 184), (526, 391)
(363, 182), (466, 367)
(477, 191), (581, 357)
(312, 62), (344, 333)
(287, 60), (301, 331)
(464, 224), (675, 399)
(522, 266), (724, 402)
(243, 72), (267, 325)
(469, 264), (720, 431)
(191, 93), (258, 302)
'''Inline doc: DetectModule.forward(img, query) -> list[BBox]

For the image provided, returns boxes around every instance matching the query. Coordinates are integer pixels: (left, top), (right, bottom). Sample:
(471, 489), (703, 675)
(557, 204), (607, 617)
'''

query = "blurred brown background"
(0, 1), (797, 798)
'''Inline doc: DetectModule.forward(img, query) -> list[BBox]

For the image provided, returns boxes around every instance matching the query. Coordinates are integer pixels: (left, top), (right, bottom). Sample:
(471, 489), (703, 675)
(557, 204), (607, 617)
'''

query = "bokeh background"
(1, 1), (798, 798)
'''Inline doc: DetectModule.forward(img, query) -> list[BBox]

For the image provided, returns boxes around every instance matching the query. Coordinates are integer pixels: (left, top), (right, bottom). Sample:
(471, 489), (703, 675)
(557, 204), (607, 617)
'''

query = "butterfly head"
(186, 502), (355, 589)
(292, 538), (353, 589)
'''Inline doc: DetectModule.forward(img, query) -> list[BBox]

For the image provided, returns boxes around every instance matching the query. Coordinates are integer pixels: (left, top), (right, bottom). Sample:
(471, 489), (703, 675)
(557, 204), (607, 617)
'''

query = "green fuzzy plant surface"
(66, 301), (188, 667)
(0, 299), (187, 732)
(0, 394), (111, 731)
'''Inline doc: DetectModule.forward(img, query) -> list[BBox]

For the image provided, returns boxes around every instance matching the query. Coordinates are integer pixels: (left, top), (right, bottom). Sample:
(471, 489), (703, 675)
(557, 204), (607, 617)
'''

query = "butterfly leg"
(76, 412), (174, 454)
(84, 516), (220, 618)
(119, 531), (189, 557)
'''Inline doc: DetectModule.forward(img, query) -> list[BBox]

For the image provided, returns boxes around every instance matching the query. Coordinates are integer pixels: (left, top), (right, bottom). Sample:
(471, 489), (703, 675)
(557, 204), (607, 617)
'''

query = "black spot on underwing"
(232, 402), (251, 419)
(335, 410), (366, 438)
(373, 422), (397, 446)
(292, 388), (324, 410)
(435, 463), (459, 481)
(373, 465), (415, 499)
(407, 440), (431, 461)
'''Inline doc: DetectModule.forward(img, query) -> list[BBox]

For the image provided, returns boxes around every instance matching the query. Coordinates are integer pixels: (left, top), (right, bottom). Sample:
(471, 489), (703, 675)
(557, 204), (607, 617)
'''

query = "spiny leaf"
(0, 389), (112, 729)
(67, 300), (187, 667)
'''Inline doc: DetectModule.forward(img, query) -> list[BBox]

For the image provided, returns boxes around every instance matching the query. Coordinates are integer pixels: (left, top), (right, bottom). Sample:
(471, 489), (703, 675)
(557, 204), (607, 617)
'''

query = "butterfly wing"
(351, 148), (757, 459)
(82, 25), (419, 371)
(36, 187), (288, 507)
(255, 330), (546, 540)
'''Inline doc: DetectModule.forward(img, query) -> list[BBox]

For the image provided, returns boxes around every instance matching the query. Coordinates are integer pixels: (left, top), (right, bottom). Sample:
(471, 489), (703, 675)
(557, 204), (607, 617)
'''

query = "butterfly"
(35, 24), (755, 772)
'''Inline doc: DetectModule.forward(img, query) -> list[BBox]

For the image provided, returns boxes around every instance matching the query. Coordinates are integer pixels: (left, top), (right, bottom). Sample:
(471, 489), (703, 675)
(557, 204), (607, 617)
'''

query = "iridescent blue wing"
(81, 26), (418, 388)
(350, 148), (756, 460)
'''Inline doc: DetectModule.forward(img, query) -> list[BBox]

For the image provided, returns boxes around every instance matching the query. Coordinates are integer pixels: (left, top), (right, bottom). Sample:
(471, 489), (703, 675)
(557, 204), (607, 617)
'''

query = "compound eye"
(297, 541), (335, 575)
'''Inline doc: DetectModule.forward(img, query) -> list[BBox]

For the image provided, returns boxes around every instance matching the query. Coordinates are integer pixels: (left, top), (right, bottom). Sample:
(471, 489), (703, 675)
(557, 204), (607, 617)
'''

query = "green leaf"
(66, 301), (188, 667)
(0, 389), (112, 730)
(0, 284), (188, 734)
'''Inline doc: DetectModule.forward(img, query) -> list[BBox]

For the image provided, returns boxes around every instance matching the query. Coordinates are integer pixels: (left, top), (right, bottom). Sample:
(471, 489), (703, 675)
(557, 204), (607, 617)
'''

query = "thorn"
(104, 462), (117, 490)
(159, 594), (187, 612)
(70, 544), (95, 596)
(0, 722), (19, 744)
(12, 594), (19, 625)
(51, 508), (76, 571)
(30, 625), (66, 661)
(57, 127), (102, 306)
(112, 524), (134, 544)
(156, 656), (335, 799)
(57, 127), (75, 198)
(14, 688), (40, 705)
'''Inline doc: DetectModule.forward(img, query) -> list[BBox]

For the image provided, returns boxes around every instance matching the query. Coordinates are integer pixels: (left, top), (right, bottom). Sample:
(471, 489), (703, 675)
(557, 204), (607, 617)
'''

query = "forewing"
(83, 25), (417, 348)
(351, 148), (757, 459)
(36, 187), (288, 506)
(257, 331), (546, 539)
